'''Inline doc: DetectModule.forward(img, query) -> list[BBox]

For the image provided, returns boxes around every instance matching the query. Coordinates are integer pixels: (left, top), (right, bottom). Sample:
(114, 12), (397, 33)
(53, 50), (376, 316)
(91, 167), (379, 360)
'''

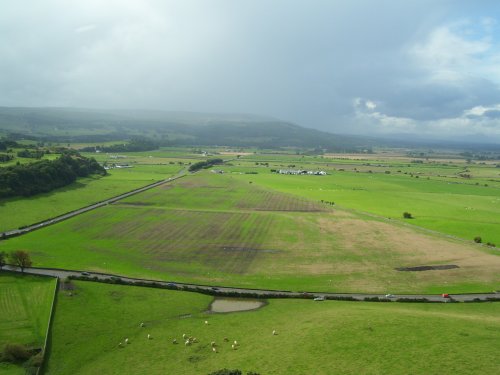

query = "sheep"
(233, 340), (238, 346)
(272, 330), (277, 336)
(231, 344), (236, 350)
(192, 337), (198, 343)
(211, 341), (216, 347)
(185, 340), (191, 346)
(125, 338), (129, 344)
(204, 320), (209, 325)
(118, 342), (123, 347)
(140, 322), (145, 327)
(182, 333), (187, 339)
(224, 337), (229, 342)
(173, 339), (177, 344)
(147, 334), (151, 340)
(212, 347), (217, 353)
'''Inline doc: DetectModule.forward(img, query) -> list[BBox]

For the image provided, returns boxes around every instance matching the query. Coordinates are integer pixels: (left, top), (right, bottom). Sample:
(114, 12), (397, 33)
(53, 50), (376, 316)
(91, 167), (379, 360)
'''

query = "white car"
(385, 294), (395, 298)
(313, 296), (325, 301)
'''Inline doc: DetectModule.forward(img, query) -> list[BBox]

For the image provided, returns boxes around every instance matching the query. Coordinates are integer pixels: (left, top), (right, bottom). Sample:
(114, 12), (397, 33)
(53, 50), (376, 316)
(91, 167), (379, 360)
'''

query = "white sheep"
(233, 340), (238, 346)
(211, 341), (216, 347)
(272, 330), (277, 335)
(118, 342), (123, 347)
(205, 320), (209, 325)
(173, 339), (177, 344)
(192, 337), (198, 343)
(147, 334), (151, 340)
(140, 322), (145, 327)
(185, 340), (190, 346)
(182, 333), (187, 339)
(231, 344), (236, 350)
(212, 347), (217, 353)
(125, 338), (129, 344)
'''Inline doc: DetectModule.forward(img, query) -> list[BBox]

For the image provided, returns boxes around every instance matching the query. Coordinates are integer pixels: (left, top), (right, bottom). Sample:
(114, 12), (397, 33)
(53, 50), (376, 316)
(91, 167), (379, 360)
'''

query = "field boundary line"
(37, 277), (58, 375)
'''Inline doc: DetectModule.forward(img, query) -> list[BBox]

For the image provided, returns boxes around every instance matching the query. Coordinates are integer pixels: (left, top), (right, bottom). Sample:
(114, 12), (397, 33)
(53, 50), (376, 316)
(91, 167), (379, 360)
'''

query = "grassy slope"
(0, 273), (56, 375)
(2, 172), (499, 294)
(46, 281), (500, 375)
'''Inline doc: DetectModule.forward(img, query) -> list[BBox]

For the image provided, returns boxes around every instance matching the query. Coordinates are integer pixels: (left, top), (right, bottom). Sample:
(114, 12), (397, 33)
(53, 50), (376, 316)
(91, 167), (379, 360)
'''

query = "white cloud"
(75, 24), (96, 33)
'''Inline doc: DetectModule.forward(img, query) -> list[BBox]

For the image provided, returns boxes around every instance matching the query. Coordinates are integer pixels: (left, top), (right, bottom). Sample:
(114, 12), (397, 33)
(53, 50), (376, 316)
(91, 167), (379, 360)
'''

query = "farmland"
(0, 273), (56, 375)
(2, 170), (499, 293)
(45, 280), (500, 375)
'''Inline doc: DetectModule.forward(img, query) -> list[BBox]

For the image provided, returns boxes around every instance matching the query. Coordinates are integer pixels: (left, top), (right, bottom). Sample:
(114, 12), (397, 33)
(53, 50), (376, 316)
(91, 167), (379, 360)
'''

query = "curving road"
(3, 265), (498, 303)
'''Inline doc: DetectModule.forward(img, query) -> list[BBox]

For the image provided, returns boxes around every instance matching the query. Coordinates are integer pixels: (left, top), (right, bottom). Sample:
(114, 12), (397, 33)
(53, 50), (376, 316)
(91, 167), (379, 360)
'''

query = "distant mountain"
(0, 107), (376, 151)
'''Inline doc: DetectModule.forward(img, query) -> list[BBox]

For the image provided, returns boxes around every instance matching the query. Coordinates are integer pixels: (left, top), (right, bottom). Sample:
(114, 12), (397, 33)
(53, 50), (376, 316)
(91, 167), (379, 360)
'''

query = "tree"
(0, 251), (6, 269)
(403, 212), (413, 219)
(9, 250), (32, 273)
(474, 236), (482, 243)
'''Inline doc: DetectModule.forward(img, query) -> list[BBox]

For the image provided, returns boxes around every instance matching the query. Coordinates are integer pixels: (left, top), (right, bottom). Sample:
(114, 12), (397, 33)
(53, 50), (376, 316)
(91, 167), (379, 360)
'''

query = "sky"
(1, 0), (500, 142)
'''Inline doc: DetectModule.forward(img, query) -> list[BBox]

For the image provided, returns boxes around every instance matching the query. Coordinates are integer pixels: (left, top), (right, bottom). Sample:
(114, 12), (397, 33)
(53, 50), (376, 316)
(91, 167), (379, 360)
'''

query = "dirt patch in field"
(317, 217), (500, 281)
(396, 265), (459, 272)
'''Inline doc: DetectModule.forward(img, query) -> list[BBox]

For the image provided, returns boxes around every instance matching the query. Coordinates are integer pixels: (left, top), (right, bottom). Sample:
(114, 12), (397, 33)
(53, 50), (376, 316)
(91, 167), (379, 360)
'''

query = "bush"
(474, 236), (482, 243)
(208, 369), (242, 375)
(403, 212), (413, 219)
(2, 343), (31, 363)
(486, 242), (496, 247)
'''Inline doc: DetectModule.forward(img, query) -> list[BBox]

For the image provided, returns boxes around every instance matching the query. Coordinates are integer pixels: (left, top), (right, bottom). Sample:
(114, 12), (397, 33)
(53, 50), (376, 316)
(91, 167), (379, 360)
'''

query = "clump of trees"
(189, 158), (224, 172)
(80, 137), (159, 153)
(0, 153), (106, 198)
(0, 154), (13, 162)
(403, 212), (413, 219)
(17, 149), (44, 159)
(474, 236), (482, 243)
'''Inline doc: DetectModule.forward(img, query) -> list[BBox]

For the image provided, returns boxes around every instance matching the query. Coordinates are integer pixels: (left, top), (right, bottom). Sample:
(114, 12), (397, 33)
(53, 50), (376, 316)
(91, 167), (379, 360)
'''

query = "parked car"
(385, 294), (395, 298)
(442, 293), (450, 298)
(313, 296), (325, 301)
(81, 272), (91, 276)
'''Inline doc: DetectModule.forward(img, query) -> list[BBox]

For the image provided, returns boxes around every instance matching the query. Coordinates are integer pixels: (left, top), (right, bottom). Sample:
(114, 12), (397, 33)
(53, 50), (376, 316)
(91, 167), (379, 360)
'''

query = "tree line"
(188, 158), (224, 172)
(79, 137), (159, 153)
(0, 152), (106, 198)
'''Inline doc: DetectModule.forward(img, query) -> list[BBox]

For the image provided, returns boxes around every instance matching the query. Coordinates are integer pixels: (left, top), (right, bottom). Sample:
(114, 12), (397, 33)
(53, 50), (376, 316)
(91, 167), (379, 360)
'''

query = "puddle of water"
(209, 297), (266, 313)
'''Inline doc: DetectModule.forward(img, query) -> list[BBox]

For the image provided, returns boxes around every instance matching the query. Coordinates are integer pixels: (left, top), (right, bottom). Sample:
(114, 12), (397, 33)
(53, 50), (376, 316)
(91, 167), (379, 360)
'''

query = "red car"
(442, 293), (450, 298)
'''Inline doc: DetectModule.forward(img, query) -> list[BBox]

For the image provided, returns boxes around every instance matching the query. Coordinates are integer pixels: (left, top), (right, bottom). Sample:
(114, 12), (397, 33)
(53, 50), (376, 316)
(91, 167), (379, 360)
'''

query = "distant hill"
(0, 107), (376, 151)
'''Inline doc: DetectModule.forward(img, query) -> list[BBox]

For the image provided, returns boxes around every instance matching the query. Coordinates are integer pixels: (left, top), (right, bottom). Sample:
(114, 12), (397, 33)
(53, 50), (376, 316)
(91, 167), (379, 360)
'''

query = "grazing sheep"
(118, 342), (123, 347)
(147, 334), (151, 340)
(224, 337), (229, 342)
(231, 344), (236, 350)
(185, 340), (190, 346)
(140, 322), (145, 327)
(125, 338), (129, 344)
(233, 340), (238, 346)
(205, 320), (209, 325)
(211, 341), (216, 347)
(182, 333), (187, 339)
(192, 337), (198, 343)
(212, 347), (217, 353)
(173, 339), (177, 344)
(272, 330), (277, 336)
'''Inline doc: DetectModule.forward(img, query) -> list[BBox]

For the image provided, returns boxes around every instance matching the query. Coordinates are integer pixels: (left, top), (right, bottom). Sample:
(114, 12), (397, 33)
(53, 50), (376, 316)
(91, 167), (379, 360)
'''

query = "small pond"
(209, 297), (266, 313)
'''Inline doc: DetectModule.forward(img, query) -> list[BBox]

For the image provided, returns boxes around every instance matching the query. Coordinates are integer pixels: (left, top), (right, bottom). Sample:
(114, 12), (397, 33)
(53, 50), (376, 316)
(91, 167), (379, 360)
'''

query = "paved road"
(1, 172), (186, 238)
(3, 266), (498, 303)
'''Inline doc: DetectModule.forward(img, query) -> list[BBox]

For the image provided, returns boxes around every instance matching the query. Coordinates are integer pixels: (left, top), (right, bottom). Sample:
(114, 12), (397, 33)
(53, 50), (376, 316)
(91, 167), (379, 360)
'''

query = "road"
(3, 266), (498, 303)
(2, 173), (186, 238)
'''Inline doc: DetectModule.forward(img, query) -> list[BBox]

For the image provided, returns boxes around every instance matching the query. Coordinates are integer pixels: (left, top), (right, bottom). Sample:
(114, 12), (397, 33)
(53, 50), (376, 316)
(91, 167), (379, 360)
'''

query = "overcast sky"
(2, 1), (500, 141)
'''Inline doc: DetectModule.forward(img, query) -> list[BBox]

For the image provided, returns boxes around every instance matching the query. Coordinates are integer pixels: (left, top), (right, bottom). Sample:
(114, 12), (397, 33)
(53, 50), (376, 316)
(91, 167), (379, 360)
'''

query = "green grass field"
(0, 273), (56, 375)
(2, 171), (499, 294)
(45, 281), (500, 375)
(0, 164), (182, 232)
(226, 158), (500, 246)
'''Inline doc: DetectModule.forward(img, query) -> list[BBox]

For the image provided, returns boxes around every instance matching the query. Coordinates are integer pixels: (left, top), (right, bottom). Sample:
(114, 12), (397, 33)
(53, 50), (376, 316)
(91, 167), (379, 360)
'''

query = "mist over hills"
(0, 107), (497, 151)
